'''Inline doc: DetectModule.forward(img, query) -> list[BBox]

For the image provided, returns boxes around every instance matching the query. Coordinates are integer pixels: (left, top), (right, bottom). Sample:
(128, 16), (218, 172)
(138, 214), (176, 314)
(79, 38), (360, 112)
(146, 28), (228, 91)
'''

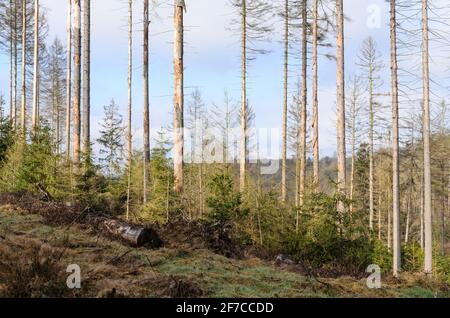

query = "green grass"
(1, 207), (449, 298)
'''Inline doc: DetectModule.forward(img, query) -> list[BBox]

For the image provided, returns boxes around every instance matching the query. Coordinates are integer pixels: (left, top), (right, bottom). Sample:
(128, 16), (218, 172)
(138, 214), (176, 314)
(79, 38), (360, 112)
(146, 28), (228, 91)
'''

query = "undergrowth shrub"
(281, 192), (380, 276)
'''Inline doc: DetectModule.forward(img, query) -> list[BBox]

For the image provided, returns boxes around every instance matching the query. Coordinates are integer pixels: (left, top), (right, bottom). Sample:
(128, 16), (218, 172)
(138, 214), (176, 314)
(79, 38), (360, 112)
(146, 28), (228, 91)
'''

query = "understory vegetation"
(0, 123), (449, 286)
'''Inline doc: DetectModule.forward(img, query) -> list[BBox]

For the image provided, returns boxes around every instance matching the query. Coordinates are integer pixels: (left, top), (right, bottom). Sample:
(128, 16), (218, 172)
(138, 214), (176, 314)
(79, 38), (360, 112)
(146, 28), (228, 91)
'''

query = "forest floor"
(0, 202), (449, 298)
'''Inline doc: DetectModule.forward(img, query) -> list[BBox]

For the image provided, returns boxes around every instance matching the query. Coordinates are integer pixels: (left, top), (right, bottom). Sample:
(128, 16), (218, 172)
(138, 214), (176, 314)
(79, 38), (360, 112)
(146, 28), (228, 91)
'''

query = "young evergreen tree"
(96, 99), (125, 179)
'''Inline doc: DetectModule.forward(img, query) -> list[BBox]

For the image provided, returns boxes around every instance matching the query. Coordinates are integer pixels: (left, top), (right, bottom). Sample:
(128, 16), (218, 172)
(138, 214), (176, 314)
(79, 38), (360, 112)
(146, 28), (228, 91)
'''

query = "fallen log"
(95, 218), (162, 248)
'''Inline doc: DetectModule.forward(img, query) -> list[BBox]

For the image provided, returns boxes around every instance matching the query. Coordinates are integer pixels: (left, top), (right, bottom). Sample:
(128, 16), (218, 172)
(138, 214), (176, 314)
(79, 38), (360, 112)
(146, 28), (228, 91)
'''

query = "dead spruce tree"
(31, 0), (38, 134)
(65, 0), (71, 160)
(82, 0), (90, 159)
(126, 0), (133, 220)
(390, 0), (401, 277)
(173, 0), (185, 194)
(336, 0), (346, 213)
(357, 37), (383, 231)
(142, 0), (151, 202)
(73, 0), (81, 165)
(421, 0), (432, 276)
(229, 0), (273, 192)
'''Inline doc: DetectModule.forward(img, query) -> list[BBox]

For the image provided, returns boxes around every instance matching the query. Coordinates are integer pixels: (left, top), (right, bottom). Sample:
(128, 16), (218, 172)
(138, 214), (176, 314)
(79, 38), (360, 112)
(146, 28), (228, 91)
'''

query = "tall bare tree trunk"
(299, 0), (307, 207)
(13, 0), (17, 129)
(20, 0), (27, 135)
(336, 0), (346, 212)
(82, 0), (91, 158)
(239, 0), (247, 192)
(66, 0), (72, 160)
(126, 0), (133, 220)
(420, 174), (424, 248)
(142, 0), (150, 202)
(349, 91), (356, 214)
(390, 0), (401, 277)
(73, 0), (81, 165)
(312, 0), (319, 190)
(281, 0), (288, 203)
(9, 0), (13, 123)
(31, 0), (39, 134)
(421, 0), (433, 276)
(173, 0), (185, 194)
(369, 66), (374, 231)
(56, 80), (60, 154)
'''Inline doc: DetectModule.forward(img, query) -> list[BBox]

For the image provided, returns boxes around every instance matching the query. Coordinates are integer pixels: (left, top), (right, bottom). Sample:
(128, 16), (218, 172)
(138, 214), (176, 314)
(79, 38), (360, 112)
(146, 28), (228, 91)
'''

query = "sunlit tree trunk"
(13, 0), (17, 129)
(239, 0), (247, 192)
(9, 0), (13, 124)
(73, 0), (81, 164)
(312, 0), (319, 190)
(66, 0), (72, 160)
(82, 0), (91, 158)
(20, 0), (27, 136)
(173, 0), (185, 194)
(390, 0), (401, 277)
(143, 0), (150, 202)
(421, 0), (433, 276)
(336, 0), (346, 212)
(126, 0), (133, 220)
(31, 0), (39, 134)
(299, 0), (307, 207)
(281, 0), (288, 203)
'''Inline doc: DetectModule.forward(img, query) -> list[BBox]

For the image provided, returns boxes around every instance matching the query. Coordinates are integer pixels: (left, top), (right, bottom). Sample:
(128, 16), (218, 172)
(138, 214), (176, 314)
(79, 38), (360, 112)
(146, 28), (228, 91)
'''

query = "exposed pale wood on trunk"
(173, 0), (185, 194)
(9, 0), (13, 124)
(73, 0), (81, 165)
(82, 0), (91, 158)
(31, 0), (39, 134)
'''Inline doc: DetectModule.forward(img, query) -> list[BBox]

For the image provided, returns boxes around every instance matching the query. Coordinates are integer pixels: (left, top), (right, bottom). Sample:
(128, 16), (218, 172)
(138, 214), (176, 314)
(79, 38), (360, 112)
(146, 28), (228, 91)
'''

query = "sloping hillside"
(0, 205), (449, 298)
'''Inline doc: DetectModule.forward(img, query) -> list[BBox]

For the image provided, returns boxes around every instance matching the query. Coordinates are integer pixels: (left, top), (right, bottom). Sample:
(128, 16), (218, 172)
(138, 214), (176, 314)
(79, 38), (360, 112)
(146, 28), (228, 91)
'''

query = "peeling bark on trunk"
(82, 0), (91, 158)
(9, 0), (13, 124)
(173, 1), (185, 194)
(73, 0), (81, 165)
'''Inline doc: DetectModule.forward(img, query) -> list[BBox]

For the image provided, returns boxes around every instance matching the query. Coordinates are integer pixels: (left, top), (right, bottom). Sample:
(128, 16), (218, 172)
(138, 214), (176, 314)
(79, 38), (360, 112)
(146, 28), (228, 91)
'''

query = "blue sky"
(1, 0), (448, 158)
